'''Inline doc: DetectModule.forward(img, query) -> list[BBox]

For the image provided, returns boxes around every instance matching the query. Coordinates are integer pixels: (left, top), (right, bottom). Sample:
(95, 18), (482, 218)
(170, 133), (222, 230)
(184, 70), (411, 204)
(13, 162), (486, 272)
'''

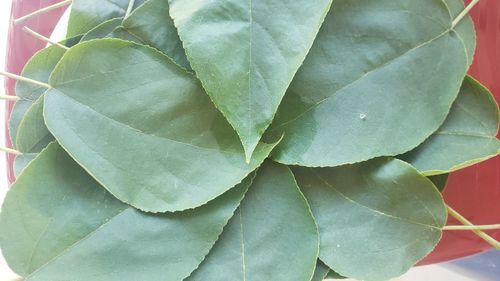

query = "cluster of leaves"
(1, 0), (499, 280)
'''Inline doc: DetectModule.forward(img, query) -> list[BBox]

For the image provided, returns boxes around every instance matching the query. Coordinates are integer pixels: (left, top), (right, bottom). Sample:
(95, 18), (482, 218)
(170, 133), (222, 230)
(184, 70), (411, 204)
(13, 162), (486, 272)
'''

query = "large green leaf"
(402, 76), (500, 175)
(168, 0), (333, 160)
(293, 158), (447, 281)
(9, 46), (65, 146)
(0, 142), (250, 281)
(43, 39), (276, 212)
(66, 0), (145, 37)
(267, 0), (470, 167)
(186, 162), (319, 281)
(82, 0), (190, 70)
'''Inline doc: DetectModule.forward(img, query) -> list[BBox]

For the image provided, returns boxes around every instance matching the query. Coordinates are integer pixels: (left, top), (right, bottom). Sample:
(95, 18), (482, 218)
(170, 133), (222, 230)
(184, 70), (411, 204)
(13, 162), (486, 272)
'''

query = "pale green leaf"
(15, 97), (52, 153)
(186, 162), (319, 281)
(9, 46), (65, 146)
(293, 158), (447, 281)
(43, 39), (277, 212)
(80, 17), (125, 41)
(0, 142), (250, 281)
(13, 154), (37, 177)
(402, 76), (500, 175)
(168, 0), (333, 159)
(267, 0), (470, 167)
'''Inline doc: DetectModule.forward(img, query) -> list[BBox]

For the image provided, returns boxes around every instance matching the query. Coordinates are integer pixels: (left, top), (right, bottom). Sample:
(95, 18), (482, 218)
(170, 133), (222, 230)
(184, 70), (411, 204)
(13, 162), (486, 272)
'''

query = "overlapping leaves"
(2, 0), (500, 281)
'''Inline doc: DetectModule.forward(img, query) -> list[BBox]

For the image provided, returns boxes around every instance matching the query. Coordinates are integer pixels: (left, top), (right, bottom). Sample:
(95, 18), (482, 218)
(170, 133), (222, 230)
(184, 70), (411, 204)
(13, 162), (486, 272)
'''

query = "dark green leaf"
(428, 174), (449, 192)
(43, 39), (277, 212)
(402, 76), (500, 175)
(168, 0), (333, 159)
(268, 0), (470, 167)
(80, 17), (124, 41)
(186, 162), (319, 281)
(293, 158), (447, 281)
(0, 142), (250, 281)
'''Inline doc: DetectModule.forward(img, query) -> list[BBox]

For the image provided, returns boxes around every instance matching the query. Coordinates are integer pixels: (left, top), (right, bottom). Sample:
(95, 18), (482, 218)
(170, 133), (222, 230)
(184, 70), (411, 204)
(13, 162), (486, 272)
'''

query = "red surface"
(3, 0), (500, 265)
(420, 0), (500, 265)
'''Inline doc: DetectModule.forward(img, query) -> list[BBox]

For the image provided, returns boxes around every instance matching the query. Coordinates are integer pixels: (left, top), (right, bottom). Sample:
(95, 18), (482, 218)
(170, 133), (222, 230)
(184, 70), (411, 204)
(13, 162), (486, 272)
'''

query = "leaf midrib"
(312, 171), (441, 230)
(273, 27), (461, 131)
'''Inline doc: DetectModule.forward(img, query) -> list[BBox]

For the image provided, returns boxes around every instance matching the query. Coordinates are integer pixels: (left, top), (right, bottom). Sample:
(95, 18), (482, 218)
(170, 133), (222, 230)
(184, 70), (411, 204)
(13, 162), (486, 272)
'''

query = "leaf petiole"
(0, 94), (20, 101)
(452, 0), (480, 28)
(0, 147), (22, 156)
(13, 0), (73, 25)
(444, 224), (500, 231)
(22, 27), (70, 50)
(446, 205), (500, 249)
(0, 70), (52, 89)
(125, 0), (136, 18)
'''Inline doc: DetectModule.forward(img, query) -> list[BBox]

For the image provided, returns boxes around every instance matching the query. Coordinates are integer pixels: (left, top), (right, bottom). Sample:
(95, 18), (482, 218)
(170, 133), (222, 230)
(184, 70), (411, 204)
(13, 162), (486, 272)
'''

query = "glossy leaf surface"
(0, 142), (250, 281)
(402, 77), (500, 175)
(168, 0), (333, 159)
(43, 39), (276, 212)
(187, 162), (319, 281)
(268, 0), (470, 167)
(293, 158), (447, 281)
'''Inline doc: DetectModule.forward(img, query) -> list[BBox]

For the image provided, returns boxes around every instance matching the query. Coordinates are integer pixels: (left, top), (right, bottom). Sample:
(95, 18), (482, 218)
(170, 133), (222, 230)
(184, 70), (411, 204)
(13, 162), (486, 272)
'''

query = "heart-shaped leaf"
(267, 0), (471, 167)
(402, 76), (500, 175)
(186, 162), (319, 281)
(168, 0), (333, 160)
(293, 158), (447, 281)
(66, 0), (146, 37)
(43, 39), (277, 212)
(0, 142), (250, 281)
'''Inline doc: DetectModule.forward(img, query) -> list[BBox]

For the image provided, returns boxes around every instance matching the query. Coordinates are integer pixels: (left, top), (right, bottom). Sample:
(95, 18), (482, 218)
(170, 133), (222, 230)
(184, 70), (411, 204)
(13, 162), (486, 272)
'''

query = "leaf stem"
(0, 94), (20, 101)
(444, 224), (500, 231)
(125, 0), (136, 18)
(0, 71), (52, 89)
(452, 0), (480, 28)
(0, 147), (22, 156)
(446, 205), (500, 249)
(22, 27), (69, 50)
(13, 0), (73, 25)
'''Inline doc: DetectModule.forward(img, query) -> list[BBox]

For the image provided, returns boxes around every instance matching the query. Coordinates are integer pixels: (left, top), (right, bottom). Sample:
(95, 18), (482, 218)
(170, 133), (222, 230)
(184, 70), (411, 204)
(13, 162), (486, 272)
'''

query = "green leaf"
(15, 97), (52, 153)
(293, 158), (447, 281)
(267, 0), (470, 167)
(80, 17), (125, 41)
(168, 0), (333, 160)
(120, 0), (191, 70)
(402, 76), (500, 175)
(444, 0), (476, 65)
(0, 142), (250, 281)
(66, 0), (146, 37)
(186, 162), (319, 281)
(428, 174), (449, 192)
(9, 46), (66, 146)
(13, 154), (37, 177)
(43, 39), (277, 212)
